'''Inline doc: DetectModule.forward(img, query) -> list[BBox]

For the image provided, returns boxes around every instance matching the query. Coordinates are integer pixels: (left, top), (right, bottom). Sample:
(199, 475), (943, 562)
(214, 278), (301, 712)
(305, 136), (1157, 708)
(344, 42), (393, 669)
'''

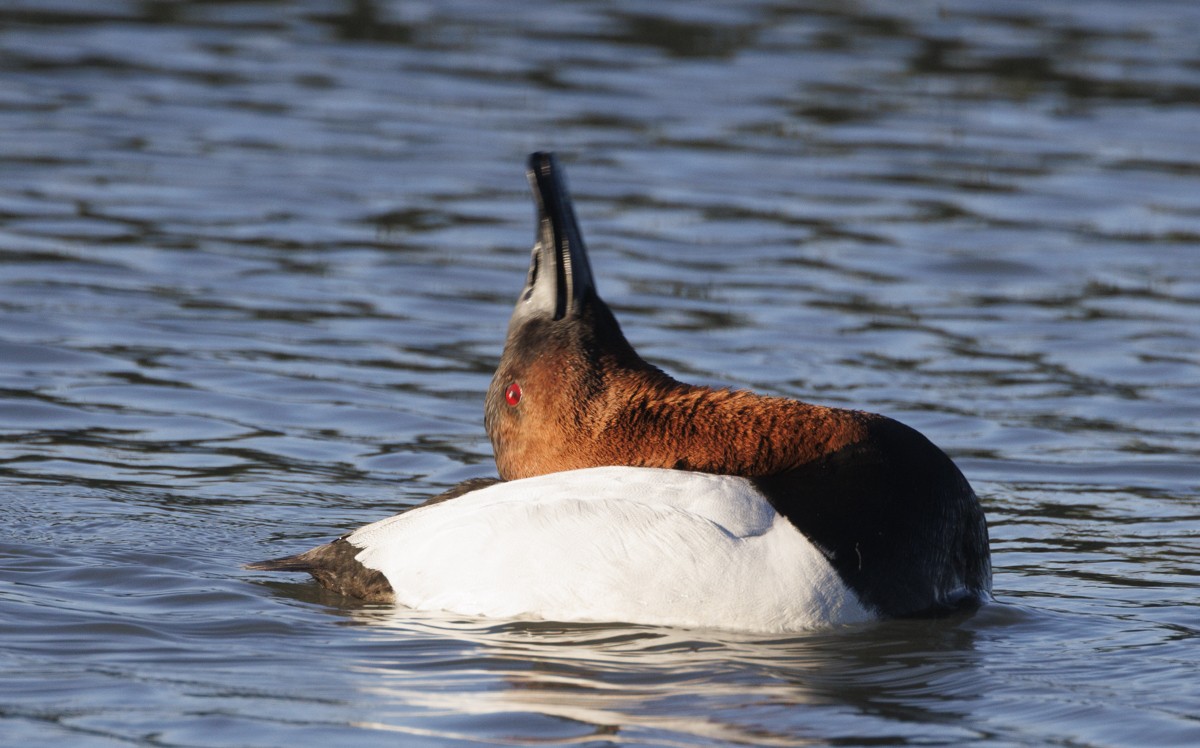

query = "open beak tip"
(528, 150), (556, 174)
(527, 152), (566, 202)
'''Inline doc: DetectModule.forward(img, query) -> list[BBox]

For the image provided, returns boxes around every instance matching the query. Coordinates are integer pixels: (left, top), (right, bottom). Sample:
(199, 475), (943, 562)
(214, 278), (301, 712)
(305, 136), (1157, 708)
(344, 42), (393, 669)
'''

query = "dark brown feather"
(246, 538), (395, 602)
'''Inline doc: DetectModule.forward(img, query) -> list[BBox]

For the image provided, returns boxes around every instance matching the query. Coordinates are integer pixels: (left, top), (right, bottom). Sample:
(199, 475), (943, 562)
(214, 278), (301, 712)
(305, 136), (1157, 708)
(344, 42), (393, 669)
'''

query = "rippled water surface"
(3, 1), (1199, 745)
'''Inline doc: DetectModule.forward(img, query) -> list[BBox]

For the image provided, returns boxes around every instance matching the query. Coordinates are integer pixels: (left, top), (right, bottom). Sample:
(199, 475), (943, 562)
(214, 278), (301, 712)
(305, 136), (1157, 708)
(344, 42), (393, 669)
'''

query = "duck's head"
(485, 153), (663, 479)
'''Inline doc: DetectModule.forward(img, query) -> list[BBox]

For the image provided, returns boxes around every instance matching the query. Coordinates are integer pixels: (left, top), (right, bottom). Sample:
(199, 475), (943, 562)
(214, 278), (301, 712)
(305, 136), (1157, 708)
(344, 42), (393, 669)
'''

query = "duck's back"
(350, 466), (873, 631)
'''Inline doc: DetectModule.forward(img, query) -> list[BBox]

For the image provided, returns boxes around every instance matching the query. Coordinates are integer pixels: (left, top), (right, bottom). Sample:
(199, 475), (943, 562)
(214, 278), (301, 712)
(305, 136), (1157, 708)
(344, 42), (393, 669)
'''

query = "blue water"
(2, 1), (1198, 745)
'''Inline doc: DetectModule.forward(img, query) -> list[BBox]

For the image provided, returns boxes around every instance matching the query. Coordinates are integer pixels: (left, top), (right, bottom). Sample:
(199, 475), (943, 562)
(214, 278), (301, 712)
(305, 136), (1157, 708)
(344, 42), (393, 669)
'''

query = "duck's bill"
(518, 151), (597, 321)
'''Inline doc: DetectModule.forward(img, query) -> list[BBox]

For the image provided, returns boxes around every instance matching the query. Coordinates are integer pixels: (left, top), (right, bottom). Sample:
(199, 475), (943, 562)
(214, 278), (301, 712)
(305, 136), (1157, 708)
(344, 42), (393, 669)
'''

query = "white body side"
(349, 466), (875, 633)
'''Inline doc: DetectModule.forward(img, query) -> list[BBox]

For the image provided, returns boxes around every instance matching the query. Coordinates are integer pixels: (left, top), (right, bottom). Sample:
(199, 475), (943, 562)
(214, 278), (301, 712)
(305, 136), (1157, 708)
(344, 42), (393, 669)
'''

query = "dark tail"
(245, 476), (501, 600)
(244, 554), (316, 573)
(244, 539), (395, 602)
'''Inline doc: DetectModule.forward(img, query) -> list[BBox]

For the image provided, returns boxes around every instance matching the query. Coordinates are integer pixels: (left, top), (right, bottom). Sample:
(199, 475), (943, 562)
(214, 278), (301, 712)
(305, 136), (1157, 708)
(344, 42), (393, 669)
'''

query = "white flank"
(349, 466), (874, 633)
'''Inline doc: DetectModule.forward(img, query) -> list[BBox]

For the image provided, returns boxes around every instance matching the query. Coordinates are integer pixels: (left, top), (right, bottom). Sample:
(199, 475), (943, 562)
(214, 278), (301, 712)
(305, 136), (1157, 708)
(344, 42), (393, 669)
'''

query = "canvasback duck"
(248, 152), (991, 632)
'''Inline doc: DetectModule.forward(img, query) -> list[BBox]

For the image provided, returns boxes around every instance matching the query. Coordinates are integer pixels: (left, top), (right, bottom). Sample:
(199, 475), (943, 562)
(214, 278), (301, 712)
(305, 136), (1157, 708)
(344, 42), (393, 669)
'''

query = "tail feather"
(244, 554), (316, 573)
(246, 476), (501, 602)
(245, 538), (394, 602)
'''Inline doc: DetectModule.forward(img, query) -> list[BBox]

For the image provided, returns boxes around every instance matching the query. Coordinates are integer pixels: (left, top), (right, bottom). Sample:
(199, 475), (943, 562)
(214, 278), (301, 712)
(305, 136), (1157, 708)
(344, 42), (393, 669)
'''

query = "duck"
(247, 152), (991, 632)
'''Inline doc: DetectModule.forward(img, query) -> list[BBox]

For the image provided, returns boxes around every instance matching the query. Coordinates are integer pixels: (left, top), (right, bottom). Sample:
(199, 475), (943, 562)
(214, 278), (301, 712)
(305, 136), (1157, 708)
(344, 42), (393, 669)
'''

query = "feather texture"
(346, 466), (873, 632)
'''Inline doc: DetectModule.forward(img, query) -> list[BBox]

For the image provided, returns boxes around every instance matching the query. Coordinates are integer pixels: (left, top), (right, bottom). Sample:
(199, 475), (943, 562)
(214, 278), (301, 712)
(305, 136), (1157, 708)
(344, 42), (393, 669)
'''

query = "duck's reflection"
(319, 603), (1014, 745)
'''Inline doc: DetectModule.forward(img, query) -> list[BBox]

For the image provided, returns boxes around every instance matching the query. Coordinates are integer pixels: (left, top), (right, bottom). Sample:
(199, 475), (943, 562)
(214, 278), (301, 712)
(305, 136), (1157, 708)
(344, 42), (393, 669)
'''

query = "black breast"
(751, 417), (991, 618)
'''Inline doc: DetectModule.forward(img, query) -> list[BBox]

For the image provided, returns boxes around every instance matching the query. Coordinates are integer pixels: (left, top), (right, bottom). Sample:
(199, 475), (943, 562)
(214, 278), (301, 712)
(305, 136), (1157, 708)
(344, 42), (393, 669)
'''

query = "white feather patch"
(349, 466), (874, 632)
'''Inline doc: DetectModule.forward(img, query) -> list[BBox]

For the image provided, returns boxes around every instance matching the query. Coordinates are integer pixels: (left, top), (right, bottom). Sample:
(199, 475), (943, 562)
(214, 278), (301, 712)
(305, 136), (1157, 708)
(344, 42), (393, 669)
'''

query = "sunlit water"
(2, 1), (1198, 745)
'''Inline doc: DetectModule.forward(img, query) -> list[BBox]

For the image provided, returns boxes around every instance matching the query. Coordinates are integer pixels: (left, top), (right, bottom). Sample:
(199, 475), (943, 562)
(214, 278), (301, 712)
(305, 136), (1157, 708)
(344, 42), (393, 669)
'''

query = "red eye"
(504, 382), (522, 406)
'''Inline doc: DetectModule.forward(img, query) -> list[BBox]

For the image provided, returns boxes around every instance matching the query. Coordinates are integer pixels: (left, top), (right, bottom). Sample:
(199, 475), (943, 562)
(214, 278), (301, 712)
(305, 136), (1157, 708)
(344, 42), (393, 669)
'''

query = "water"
(2, 0), (1198, 745)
